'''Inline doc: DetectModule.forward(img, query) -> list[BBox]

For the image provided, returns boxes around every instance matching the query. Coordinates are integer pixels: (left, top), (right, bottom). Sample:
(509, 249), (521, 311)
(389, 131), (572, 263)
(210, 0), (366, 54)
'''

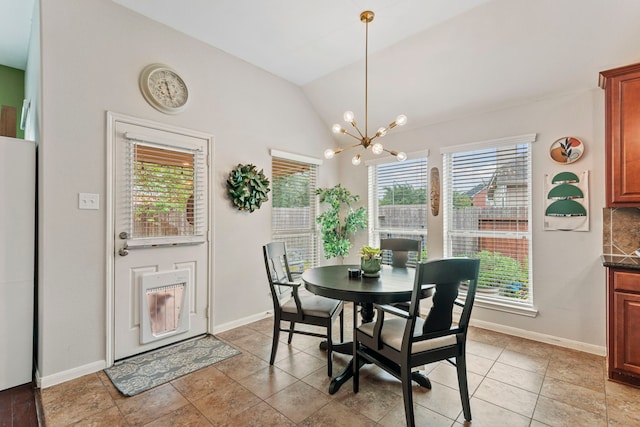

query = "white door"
(112, 119), (210, 360)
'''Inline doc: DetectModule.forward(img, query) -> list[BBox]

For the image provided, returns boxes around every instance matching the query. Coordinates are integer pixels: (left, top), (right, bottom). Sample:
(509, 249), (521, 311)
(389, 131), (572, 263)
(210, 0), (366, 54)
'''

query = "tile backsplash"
(603, 207), (640, 255)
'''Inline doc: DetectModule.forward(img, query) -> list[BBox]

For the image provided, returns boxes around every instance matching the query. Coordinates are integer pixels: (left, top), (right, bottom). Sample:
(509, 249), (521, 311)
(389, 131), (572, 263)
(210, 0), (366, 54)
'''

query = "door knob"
(119, 247), (129, 256)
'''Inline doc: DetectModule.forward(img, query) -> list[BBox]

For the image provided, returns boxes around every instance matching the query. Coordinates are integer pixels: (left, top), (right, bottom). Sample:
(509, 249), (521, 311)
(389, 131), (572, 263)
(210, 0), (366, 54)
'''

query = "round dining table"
(302, 264), (434, 394)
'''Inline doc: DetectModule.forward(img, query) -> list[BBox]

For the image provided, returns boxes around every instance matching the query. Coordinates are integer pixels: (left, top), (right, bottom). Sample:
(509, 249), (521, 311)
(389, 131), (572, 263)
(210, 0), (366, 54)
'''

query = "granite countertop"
(601, 254), (640, 270)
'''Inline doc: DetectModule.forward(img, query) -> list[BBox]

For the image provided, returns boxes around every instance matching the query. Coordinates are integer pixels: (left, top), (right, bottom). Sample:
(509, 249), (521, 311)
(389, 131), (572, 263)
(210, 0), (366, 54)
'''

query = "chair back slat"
(380, 238), (421, 253)
(263, 242), (294, 306)
(380, 238), (421, 268)
(407, 258), (480, 335)
(268, 256), (288, 284)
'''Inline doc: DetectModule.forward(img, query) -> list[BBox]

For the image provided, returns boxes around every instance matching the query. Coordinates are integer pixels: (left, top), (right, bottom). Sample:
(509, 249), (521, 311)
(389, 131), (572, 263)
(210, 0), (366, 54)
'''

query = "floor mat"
(104, 335), (240, 396)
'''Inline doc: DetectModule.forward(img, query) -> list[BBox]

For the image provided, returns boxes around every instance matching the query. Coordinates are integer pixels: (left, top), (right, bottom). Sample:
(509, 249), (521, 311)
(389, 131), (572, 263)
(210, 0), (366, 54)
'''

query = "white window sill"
(472, 296), (538, 317)
(457, 291), (538, 317)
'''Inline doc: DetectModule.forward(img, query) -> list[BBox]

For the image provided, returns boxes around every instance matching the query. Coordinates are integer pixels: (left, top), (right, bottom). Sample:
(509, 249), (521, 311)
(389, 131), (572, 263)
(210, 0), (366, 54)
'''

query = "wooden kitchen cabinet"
(608, 268), (640, 387)
(600, 63), (640, 207)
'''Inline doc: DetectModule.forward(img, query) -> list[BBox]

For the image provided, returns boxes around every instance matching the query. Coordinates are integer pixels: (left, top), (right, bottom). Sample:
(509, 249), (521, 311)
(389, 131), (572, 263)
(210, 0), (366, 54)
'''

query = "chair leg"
(270, 318), (280, 365)
(339, 309), (344, 342)
(326, 322), (333, 377)
(456, 354), (472, 421)
(353, 343), (359, 393)
(287, 321), (295, 344)
(401, 363), (416, 427)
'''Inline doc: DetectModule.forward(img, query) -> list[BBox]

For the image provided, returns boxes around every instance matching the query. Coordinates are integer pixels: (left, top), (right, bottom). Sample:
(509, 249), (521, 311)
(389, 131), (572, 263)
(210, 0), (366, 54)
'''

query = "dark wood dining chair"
(380, 238), (422, 311)
(380, 238), (422, 268)
(353, 257), (481, 427)
(263, 242), (344, 376)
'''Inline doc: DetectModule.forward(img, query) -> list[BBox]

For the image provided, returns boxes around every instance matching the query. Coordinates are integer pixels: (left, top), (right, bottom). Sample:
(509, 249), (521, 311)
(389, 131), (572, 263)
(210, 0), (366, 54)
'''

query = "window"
(124, 138), (206, 244)
(367, 155), (428, 266)
(271, 150), (321, 277)
(442, 134), (535, 315)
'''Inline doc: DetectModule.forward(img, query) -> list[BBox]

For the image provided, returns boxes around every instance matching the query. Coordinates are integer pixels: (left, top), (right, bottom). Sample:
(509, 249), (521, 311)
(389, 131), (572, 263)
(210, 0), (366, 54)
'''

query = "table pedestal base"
(325, 352), (432, 394)
(319, 341), (432, 394)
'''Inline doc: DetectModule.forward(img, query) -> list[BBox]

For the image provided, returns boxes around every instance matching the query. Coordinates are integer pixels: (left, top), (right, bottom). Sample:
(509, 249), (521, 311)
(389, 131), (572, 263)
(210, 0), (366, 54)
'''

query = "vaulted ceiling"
(109, 0), (640, 136)
(0, 0), (35, 70)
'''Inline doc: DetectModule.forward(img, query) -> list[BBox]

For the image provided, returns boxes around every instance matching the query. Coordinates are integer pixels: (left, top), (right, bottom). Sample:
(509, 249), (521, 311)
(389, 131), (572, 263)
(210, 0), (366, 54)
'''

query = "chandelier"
(324, 10), (407, 166)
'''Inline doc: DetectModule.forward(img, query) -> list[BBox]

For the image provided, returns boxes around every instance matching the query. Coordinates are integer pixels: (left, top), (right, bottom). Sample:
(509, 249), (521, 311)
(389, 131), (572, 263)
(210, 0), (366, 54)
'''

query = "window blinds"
(443, 139), (532, 304)
(368, 157), (428, 263)
(271, 156), (319, 276)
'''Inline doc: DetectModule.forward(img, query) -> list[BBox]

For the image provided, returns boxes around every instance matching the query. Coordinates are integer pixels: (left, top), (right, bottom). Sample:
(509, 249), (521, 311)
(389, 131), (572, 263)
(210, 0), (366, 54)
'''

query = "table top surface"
(302, 264), (429, 304)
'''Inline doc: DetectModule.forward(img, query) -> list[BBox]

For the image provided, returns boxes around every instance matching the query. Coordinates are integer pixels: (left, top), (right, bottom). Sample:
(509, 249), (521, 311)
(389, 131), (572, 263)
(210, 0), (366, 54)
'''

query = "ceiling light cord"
(364, 14), (369, 139)
(325, 10), (407, 165)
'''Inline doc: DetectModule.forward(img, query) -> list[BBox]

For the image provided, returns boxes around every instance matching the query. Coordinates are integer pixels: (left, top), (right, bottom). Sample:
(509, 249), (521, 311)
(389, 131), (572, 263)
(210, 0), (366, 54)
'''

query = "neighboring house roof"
(466, 183), (487, 198)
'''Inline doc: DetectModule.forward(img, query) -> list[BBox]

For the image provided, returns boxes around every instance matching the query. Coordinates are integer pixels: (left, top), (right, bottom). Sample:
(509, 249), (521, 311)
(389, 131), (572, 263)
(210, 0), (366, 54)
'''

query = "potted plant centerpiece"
(360, 246), (382, 277)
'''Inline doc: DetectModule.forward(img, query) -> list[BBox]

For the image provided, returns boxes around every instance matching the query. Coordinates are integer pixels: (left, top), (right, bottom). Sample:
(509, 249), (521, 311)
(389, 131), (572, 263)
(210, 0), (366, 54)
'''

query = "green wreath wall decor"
(226, 163), (270, 212)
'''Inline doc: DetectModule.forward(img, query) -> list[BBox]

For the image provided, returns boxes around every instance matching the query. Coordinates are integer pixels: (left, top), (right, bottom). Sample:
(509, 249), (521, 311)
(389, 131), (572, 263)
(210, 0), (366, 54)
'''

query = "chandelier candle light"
(324, 10), (407, 166)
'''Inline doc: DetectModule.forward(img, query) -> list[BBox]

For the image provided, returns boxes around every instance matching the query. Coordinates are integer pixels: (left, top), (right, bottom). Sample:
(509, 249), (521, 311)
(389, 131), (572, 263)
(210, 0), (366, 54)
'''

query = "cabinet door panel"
(601, 63), (640, 206)
(615, 77), (640, 203)
(613, 291), (640, 375)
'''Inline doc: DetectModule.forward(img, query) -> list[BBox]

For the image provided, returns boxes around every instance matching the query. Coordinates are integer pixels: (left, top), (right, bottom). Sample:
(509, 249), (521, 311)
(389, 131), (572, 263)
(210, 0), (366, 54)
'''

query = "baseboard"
(212, 311), (272, 335)
(34, 313), (271, 389)
(36, 360), (107, 389)
(35, 311), (604, 390)
(470, 318), (606, 356)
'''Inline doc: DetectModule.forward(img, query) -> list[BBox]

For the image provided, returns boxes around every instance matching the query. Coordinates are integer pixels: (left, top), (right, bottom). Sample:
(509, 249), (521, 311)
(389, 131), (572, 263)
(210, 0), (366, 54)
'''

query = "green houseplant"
(315, 184), (367, 259)
(360, 246), (382, 258)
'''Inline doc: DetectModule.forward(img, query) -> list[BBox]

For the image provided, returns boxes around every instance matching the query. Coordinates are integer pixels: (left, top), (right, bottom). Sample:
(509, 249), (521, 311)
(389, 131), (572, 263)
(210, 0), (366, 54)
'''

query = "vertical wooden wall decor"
(0, 105), (17, 137)
(430, 167), (440, 216)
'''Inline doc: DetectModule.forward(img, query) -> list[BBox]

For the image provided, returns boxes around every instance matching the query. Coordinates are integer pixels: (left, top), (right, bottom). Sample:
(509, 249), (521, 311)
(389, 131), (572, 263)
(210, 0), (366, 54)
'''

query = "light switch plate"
(79, 193), (99, 210)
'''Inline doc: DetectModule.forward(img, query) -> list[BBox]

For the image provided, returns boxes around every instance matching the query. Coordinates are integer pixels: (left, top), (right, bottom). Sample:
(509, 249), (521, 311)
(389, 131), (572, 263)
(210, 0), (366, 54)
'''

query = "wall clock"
(139, 64), (189, 114)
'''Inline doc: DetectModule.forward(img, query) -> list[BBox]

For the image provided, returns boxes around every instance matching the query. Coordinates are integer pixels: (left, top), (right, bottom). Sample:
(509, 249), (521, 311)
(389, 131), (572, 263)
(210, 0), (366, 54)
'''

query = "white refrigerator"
(0, 136), (35, 391)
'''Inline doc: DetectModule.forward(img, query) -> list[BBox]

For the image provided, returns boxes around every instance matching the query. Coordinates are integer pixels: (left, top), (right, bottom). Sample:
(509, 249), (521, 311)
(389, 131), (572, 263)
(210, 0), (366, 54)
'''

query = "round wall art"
(549, 137), (584, 164)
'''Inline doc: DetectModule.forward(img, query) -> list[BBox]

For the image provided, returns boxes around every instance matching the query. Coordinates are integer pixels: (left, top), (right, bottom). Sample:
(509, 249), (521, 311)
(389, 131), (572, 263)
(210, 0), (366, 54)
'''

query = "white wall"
(36, 0), (337, 384)
(337, 89), (606, 350)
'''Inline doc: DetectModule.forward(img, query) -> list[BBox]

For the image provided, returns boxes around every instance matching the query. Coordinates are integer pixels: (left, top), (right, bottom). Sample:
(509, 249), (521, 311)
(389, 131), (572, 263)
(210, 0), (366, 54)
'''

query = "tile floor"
(40, 303), (640, 426)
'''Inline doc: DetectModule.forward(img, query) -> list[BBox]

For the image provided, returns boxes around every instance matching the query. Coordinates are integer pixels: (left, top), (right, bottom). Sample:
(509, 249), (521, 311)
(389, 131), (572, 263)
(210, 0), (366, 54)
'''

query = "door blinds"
(122, 134), (206, 245)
